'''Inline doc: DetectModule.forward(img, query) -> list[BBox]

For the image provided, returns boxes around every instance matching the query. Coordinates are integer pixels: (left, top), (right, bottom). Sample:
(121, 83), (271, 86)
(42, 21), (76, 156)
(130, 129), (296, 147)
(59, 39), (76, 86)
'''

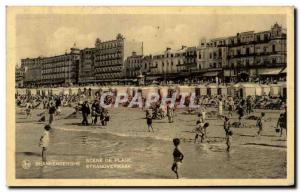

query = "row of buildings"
(16, 23), (287, 88)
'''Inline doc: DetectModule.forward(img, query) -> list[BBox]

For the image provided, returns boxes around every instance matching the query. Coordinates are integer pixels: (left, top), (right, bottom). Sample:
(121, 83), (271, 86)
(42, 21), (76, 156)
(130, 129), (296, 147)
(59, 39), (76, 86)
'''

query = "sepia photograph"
(6, 6), (295, 186)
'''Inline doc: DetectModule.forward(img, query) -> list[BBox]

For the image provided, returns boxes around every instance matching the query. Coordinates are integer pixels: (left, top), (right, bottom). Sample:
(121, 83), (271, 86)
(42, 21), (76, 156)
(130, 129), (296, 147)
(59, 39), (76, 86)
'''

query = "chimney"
(132, 51), (137, 56)
(181, 45), (187, 49)
(166, 47), (171, 51)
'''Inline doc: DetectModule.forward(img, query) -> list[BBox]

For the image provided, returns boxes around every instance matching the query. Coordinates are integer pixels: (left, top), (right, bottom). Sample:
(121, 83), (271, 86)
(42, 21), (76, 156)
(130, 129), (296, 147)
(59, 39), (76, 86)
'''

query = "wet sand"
(15, 107), (287, 179)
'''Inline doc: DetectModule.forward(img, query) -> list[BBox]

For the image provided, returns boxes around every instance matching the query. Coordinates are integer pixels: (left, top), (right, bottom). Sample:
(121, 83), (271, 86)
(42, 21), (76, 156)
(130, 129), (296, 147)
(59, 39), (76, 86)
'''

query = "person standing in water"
(48, 100), (56, 125)
(171, 138), (184, 179)
(25, 100), (32, 119)
(223, 116), (231, 136)
(39, 124), (51, 162)
(167, 104), (174, 123)
(146, 111), (154, 132)
(226, 130), (233, 152)
(194, 121), (208, 143)
(228, 97), (235, 117)
(257, 112), (266, 136)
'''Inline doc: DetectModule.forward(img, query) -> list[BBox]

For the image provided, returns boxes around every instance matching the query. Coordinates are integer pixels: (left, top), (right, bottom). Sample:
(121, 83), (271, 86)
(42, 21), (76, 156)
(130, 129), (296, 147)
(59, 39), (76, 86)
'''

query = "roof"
(280, 67), (287, 74)
(240, 83), (259, 88)
(259, 68), (282, 75)
(202, 71), (220, 77)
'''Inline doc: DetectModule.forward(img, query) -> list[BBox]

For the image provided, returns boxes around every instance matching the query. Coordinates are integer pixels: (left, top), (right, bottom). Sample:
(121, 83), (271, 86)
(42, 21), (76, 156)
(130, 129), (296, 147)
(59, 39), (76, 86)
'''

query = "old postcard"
(7, 6), (294, 186)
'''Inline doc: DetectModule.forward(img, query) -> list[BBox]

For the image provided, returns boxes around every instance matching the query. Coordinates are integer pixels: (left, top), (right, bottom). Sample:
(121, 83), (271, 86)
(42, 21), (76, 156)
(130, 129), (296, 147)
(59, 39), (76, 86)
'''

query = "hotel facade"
(18, 23), (286, 88)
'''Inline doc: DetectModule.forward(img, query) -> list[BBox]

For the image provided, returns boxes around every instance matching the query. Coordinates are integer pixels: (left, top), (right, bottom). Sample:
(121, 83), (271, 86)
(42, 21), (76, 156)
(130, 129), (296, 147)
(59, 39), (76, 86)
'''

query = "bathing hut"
(279, 82), (287, 98)
(177, 85), (193, 96)
(51, 88), (60, 95)
(207, 84), (218, 96)
(270, 84), (281, 97)
(17, 88), (26, 95)
(158, 86), (169, 98)
(229, 83), (241, 97)
(116, 86), (128, 96)
(126, 87), (135, 97)
(195, 85), (207, 96)
(218, 85), (227, 96)
(240, 83), (257, 97)
(142, 87), (159, 98)
(260, 84), (271, 96)
(30, 89), (37, 95)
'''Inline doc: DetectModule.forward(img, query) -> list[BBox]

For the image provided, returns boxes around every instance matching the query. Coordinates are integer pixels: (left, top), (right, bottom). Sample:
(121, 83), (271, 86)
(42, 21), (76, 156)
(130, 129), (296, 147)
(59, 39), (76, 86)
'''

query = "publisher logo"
(21, 160), (31, 169)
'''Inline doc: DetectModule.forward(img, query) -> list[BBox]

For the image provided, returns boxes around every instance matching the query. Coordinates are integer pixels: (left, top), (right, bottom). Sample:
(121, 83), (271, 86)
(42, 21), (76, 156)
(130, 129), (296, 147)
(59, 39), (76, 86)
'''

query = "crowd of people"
(15, 87), (287, 178)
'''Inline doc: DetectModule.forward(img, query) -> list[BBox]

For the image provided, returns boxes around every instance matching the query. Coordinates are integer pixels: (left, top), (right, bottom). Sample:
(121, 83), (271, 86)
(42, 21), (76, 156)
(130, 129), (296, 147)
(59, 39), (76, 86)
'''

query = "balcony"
(223, 62), (286, 69)
(228, 51), (283, 59)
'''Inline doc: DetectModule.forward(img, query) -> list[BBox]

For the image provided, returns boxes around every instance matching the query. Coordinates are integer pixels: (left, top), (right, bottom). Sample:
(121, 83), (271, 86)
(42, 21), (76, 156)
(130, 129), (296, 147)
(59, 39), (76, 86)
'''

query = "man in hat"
(81, 101), (90, 126)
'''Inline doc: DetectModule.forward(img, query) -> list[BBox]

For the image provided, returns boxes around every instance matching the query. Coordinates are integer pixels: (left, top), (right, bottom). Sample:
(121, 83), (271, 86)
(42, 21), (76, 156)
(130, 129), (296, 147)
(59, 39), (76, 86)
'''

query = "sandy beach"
(15, 106), (287, 179)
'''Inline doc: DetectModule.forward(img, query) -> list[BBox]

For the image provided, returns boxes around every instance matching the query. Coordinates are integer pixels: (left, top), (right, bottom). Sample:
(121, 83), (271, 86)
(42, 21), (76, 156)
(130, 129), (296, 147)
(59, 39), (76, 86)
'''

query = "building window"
(246, 47), (250, 55)
(264, 34), (269, 40)
(263, 47), (267, 53)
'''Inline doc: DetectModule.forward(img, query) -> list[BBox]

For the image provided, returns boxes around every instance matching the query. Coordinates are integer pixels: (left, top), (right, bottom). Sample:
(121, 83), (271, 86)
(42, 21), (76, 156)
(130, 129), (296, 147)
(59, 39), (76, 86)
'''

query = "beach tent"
(195, 85), (207, 96)
(25, 89), (31, 95)
(260, 84), (271, 96)
(270, 84), (281, 97)
(41, 89), (48, 96)
(126, 87), (135, 97)
(218, 85), (227, 96)
(51, 88), (60, 95)
(254, 85), (263, 96)
(59, 88), (66, 95)
(167, 86), (177, 97)
(115, 86), (128, 96)
(47, 89), (52, 96)
(132, 87), (140, 97)
(143, 87), (159, 98)
(279, 82), (287, 98)
(70, 87), (79, 95)
(158, 86), (169, 98)
(240, 84), (257, 97)
(229, 83), (241, 97)
(36, 89), (41, 96)
(30, 89), (37, 95)
(177, 86), (193, 96)
(17, 89), (26, 95)
(67, 88), (72, 95)
(207, 84), (218, 96)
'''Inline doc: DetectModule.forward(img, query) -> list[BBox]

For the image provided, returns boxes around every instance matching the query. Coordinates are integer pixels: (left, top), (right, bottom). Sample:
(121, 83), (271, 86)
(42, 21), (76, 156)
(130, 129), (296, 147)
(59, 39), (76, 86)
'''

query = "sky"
(15, 14), (286, 65)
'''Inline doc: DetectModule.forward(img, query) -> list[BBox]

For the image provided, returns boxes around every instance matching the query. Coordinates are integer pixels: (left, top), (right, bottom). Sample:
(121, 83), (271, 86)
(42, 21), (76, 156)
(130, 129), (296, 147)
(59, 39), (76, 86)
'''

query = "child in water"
(223, 116), (231, 136)
(257, 112), (265, 136)
(171, 138), (184, 179)
(39, 124), (51, 162)
(226, 130), (233, 152)
(194, 121), (209, 143)
(146, 111), (154, 132)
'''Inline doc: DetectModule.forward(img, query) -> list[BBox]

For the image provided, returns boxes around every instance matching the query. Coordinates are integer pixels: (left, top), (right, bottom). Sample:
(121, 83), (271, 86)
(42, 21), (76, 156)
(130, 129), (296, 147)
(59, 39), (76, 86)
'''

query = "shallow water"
(16, 125), (286, 179)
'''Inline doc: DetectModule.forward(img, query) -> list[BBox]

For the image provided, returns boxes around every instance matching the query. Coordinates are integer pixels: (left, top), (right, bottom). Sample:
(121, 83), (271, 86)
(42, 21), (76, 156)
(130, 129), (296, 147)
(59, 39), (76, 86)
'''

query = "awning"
(280, 67), (287, 74)
(258, 68), (282, 75)
(224, 70), (236, 77)
(202, 71), (220, 77)
(146, 76), (159, 81)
